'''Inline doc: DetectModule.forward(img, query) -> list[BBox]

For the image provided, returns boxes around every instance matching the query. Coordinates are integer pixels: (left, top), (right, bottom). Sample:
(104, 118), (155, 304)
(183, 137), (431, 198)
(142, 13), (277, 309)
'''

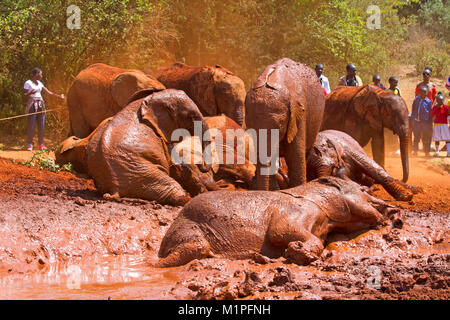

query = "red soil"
(0, 155), (448, 300)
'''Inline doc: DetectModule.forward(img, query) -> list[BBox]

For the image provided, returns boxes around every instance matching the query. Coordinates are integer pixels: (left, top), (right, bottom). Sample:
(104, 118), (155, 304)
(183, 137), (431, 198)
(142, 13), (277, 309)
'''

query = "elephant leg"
(255, 163), (270, 190)
(267, 205), (325, 264)
(68, 105), (91, 138)
(357, 173), (376, 187)
(371, 132), (385, 168)
(349, 150), (412, 201)
(255, 132), (278, 190)
(131, 164), (191, 206)
(285, 121), (307, 187)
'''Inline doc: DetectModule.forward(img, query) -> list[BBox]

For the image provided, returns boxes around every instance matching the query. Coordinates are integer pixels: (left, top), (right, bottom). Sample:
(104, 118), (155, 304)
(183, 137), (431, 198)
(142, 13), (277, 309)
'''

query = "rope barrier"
(0, 107), (66, 122)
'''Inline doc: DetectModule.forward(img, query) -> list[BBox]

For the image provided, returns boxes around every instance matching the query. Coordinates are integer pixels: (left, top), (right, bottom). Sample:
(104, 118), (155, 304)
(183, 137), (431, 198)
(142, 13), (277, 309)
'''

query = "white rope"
(0, 107), (65, 121)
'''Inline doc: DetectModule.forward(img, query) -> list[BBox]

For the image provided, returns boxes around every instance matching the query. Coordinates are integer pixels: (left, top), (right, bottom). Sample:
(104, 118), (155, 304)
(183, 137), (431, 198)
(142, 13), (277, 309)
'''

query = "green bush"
(411, 39), (450, 77)
(19, 150), (74, 173)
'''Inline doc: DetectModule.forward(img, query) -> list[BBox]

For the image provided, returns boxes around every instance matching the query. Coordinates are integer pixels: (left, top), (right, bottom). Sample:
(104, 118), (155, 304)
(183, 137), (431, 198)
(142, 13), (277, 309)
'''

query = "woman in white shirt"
(23, 68), (65, 151)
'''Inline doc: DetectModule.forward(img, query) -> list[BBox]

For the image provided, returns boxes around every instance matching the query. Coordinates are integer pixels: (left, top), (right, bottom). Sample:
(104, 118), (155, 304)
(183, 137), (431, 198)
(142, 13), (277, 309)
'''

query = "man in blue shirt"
(411, 86), (433, 156)
(372, 74), (386, 90)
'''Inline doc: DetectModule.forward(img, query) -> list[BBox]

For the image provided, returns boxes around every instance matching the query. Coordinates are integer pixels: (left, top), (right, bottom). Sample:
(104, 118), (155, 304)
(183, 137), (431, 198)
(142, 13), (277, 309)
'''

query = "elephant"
(321, 84), (410, 182)
(55, 117), (217, 198)
(85, 89), (214, 206)
(55, 117), (112, 173)
(67, 63), (166, 138)
(155, 62), (246, 127)
(157, 176), (403, 267)
(245, 58), (325, 190)
(172, 115), (256, 189)
(307, 130), (422, 201)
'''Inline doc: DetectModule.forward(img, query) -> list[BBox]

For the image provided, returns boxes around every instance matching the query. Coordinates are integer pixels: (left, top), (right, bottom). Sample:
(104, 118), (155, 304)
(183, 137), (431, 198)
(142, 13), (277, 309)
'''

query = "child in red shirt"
(431, 93), (450, 157)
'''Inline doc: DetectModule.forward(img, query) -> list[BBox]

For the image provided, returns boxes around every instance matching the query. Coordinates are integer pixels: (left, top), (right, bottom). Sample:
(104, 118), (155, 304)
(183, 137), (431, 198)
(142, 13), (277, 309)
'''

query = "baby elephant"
(307, 130), (421, 201)
(157, 177), (403, 267)
(55, 118), (113, 173)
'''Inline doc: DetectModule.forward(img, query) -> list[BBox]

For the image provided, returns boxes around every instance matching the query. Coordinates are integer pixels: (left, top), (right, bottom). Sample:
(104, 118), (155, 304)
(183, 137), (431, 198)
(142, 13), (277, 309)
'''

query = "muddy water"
(1, 222), (448, 300)
(0, 254), (180, 300)
(0, 156), (448, 300)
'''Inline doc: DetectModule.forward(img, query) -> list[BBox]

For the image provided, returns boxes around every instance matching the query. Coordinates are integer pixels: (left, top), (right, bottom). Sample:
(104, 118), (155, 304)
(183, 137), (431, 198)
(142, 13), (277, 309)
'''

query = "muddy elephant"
(157, 176), (402, 267)
(322, 85), (409, 182)
(85, 89), (214, 206)
(55, 118), (113, 173)
(307, 130), (421, 201)
(245, 58), (325, 190)
(67, 63), (166, 138)
(156, 62), (246, 127)
(173, 115), (257, 189)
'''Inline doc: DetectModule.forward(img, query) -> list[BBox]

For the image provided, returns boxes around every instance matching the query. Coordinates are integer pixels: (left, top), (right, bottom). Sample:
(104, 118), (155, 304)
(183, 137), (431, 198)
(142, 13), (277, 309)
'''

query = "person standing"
(23, 68), (65, 151)
(387, 76), (401, 96)
(415, 67), (437, 104)
(411, 86), (433, 156)
(315, 64), (331, 95)
(430, 93), (450, 157)
(338, 64), (363, 87)
(372, 74), (386, 90)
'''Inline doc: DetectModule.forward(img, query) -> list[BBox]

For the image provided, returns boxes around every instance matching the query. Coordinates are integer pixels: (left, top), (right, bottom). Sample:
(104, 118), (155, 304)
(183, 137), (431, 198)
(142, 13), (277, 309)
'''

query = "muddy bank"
(0, 158), (180, 274)
(0, 157), (448, 299)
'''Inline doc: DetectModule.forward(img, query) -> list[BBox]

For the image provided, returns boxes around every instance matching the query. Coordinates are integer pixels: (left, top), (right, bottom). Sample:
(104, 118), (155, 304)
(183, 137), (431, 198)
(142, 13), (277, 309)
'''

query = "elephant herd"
(56, 58), (418, 267)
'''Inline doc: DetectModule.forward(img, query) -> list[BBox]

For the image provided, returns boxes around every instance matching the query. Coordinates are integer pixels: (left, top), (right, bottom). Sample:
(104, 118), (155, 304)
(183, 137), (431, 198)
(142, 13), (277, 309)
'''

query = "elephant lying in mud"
(85, 89), (215, 206)
(156, 62), (246, 126)
(55, 118), (112, 173)
(307, 130), (421, 201)
(157, 177), (403, 267)
(67, 63), (165, 138)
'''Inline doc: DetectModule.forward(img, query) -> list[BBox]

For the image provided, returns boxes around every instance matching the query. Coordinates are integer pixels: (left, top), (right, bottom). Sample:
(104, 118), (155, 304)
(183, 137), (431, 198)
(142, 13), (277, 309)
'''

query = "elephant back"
(111, 71), (165, 108)
(246, 58), (325, 146)
(68, 63), (162, 138)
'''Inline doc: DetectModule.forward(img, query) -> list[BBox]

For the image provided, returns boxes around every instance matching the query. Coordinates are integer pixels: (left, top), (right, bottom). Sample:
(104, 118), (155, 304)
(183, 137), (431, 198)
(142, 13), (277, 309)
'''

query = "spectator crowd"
(315, 64), (450, 158)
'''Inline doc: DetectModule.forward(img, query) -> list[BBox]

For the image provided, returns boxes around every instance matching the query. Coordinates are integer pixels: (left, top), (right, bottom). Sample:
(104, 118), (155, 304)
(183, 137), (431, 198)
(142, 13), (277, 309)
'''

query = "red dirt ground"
(0, 153), (448, 300)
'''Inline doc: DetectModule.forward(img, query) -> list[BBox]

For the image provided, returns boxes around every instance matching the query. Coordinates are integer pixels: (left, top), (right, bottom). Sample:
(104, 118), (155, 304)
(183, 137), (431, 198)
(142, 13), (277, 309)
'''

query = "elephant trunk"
(399, 132), (409, 183)
(198, 120), (212, 173)
(307, 156), (330, 180)
(232, 108), (245, 128)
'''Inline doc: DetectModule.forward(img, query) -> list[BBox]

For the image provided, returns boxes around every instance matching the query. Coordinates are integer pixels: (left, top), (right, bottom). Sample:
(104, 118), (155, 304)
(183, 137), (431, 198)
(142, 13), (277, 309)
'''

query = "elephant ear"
(325, 138), (345, 168)
(138, 99), (168, 144)
(286, 89), (306, 144)
(253, 65), (284, 90)
(127, 88), (163, 105)
(59, 136), (82, 153)
(111, 71), (163, 107)
(353, 85), (383, 132)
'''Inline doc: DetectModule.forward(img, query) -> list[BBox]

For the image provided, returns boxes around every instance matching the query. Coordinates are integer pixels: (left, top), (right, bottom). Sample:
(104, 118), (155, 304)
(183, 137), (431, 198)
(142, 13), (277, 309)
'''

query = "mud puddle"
(0, 254), (180, 300)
